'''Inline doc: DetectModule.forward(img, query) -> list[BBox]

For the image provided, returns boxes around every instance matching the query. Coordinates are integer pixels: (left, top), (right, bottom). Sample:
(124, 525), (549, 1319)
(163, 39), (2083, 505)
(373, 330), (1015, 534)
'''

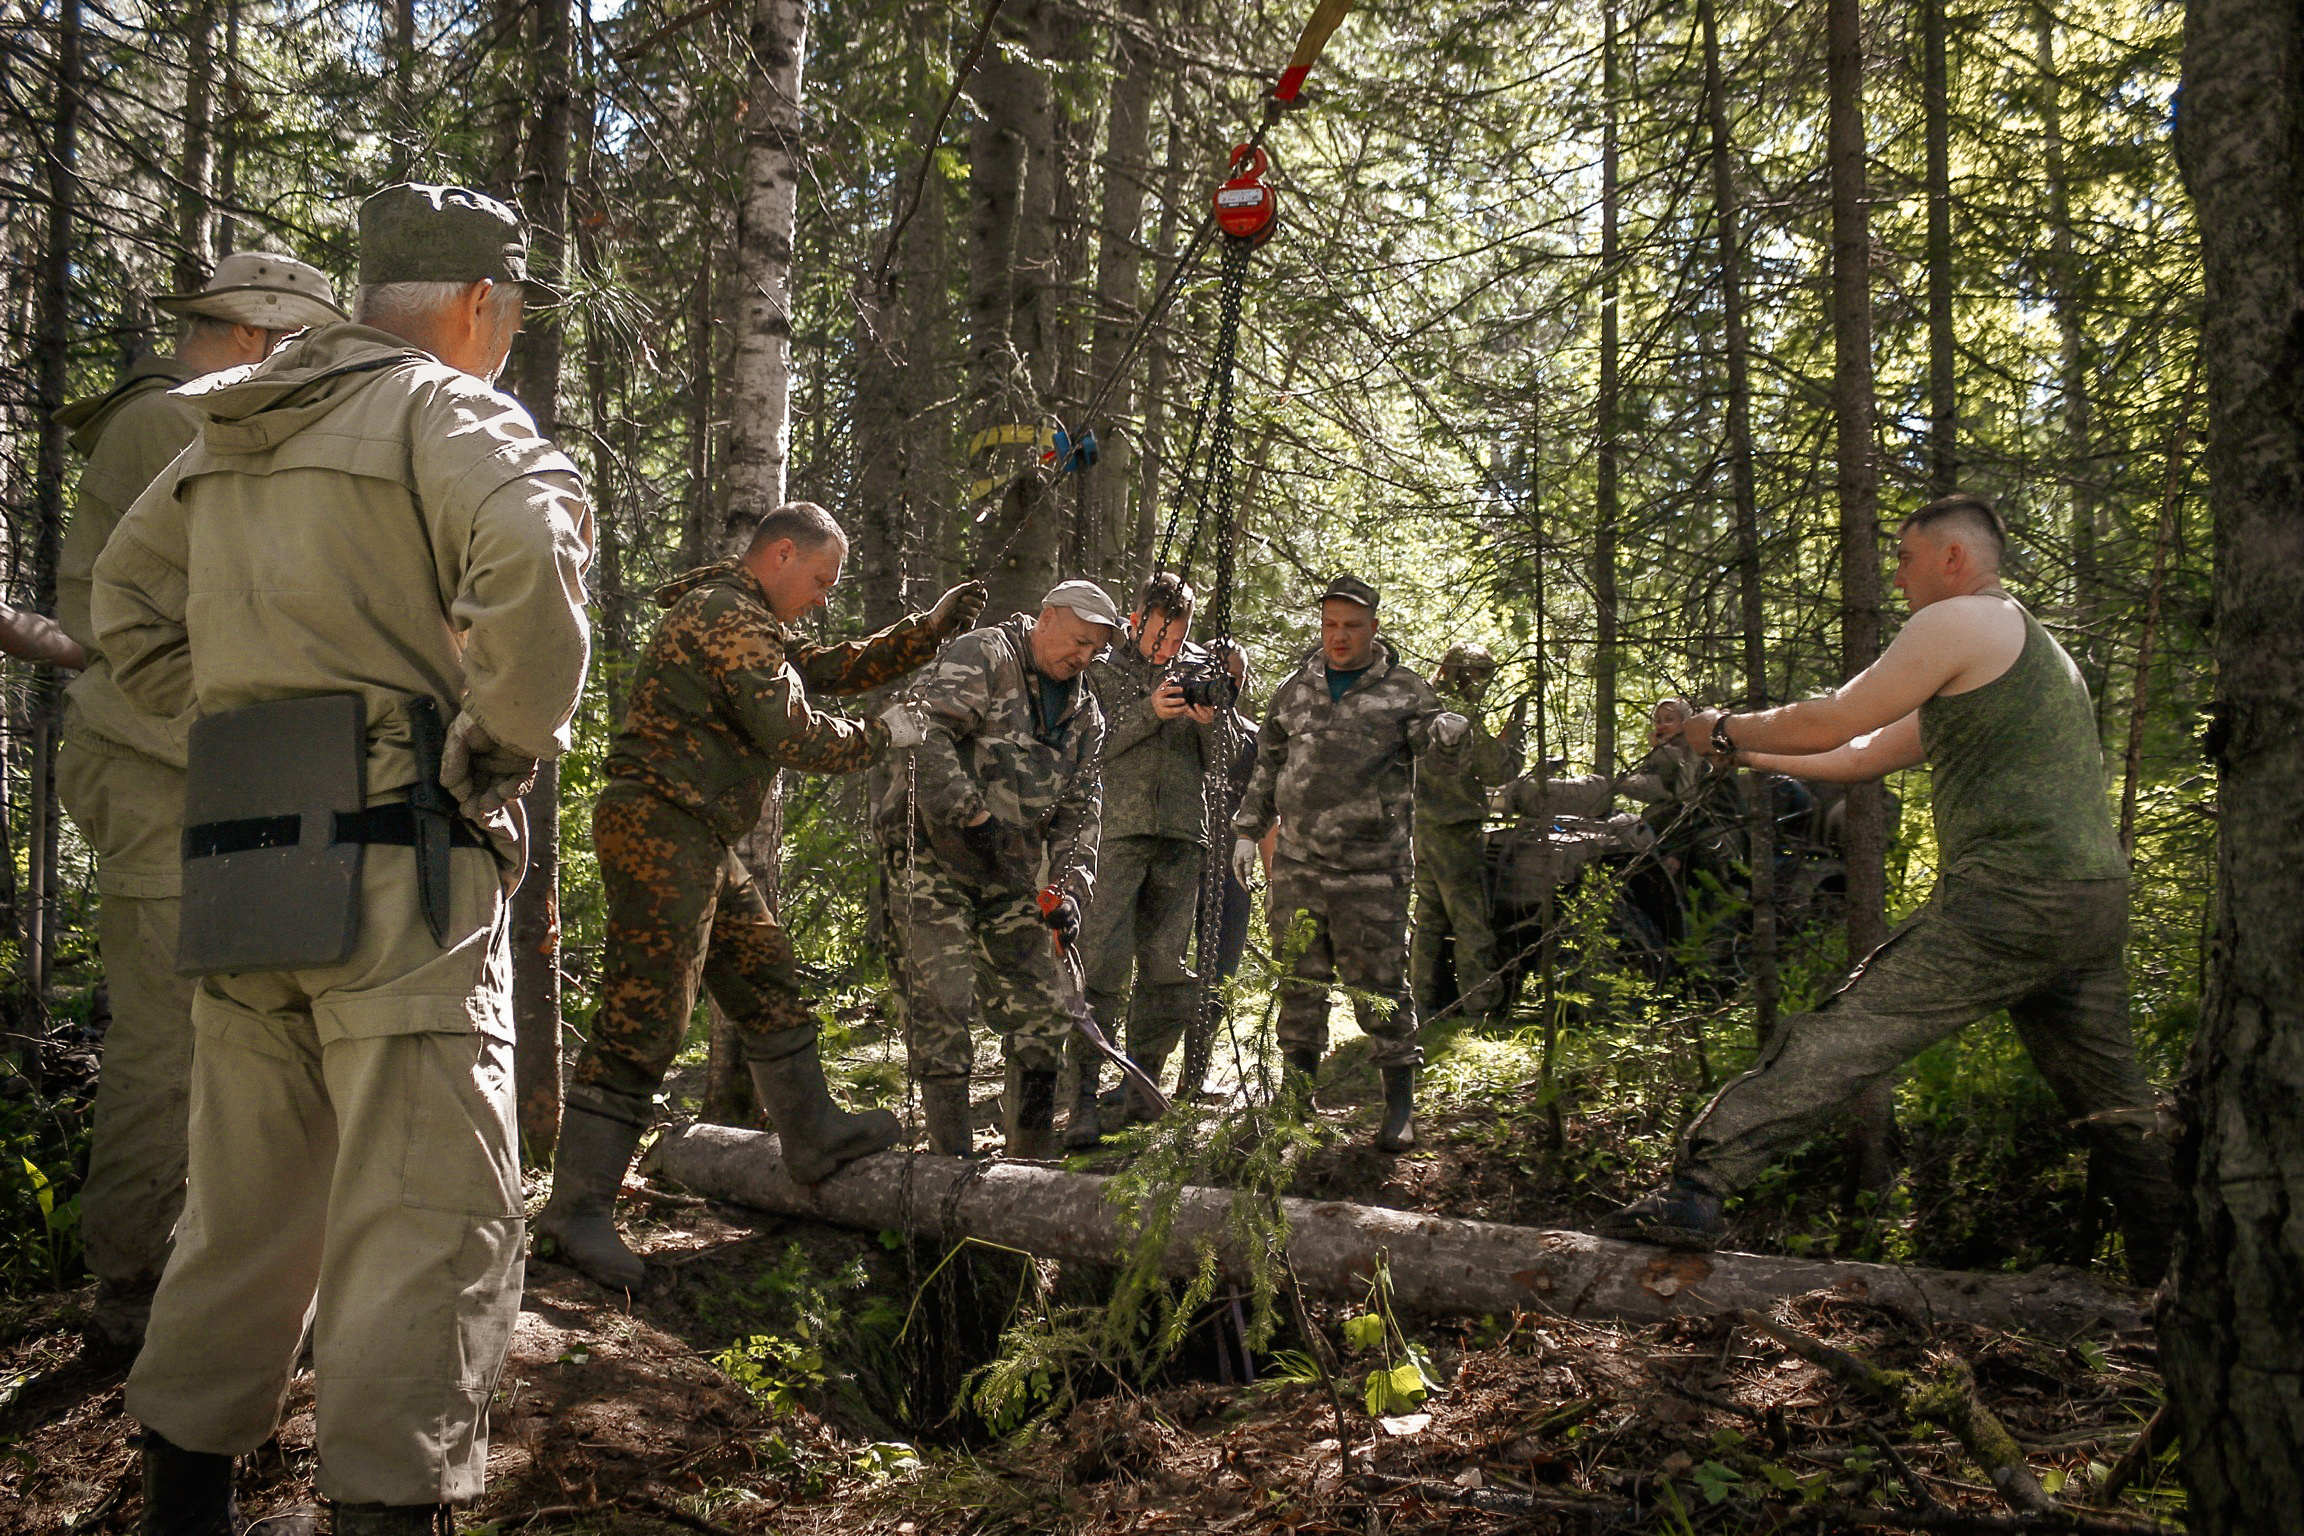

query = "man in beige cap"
(94, 184), (590, 1536)
(874, 578), (1116, 1158)
(51, 248), (344, 1360)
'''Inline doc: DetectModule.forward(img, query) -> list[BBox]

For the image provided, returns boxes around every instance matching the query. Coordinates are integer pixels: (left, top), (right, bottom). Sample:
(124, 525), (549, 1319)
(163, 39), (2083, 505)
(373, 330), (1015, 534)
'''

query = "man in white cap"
(52, 248), (344, 1360)
(874, 578), (1117, 1158)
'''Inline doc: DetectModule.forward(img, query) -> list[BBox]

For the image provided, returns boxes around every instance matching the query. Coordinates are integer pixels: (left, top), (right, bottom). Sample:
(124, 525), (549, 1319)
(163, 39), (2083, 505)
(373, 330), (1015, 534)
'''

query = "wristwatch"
(1711, 713), (1736, 758)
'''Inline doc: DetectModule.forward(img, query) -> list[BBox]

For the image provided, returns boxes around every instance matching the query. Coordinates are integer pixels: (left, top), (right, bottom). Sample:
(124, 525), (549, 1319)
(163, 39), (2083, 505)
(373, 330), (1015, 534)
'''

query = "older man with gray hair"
(95, 184), (590, 1536)
(876, 580), (1117, 1160)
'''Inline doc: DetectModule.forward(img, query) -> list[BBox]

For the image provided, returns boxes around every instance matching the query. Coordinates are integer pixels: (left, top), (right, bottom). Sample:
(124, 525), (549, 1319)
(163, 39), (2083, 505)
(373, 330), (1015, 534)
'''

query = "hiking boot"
(745, 1027), (901, 1184)
(1009, 1070), (1060, 1160)
(1123, 1047), (1171, 1124)
(1062, 1064), (1103, 1150)
(141, 1430), (235, 1536)
(921, 1077), (976, 1158)
(532, 1105), (647, 1291)
(331, 1505), (450, 1535)
(1595, 1177), (1724, 1250)
(1375, 1066), (1417, 1154)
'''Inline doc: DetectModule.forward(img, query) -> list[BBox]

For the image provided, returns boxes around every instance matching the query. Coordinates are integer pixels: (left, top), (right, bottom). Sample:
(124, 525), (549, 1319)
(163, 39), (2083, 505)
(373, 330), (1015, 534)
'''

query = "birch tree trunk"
(1701, 0), (1776, 1044)
(175, 0), (219, 289)
(1591, 0), (1622, 777)
(505, 0), (574, 1166)
(1921, 0), (1957, 496)
(1828, 0), (1895, 1192)
(2163, 0), (2304, 1522)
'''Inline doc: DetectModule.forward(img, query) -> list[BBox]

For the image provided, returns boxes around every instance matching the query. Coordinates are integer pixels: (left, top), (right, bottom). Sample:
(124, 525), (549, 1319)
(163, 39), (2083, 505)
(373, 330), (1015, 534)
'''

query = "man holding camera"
(1410, 643), (1522, 1032)
(877, 580), (1119, 1159)
(1067, 573), (1217, 1142)
(1230, 575), (1465, 1152)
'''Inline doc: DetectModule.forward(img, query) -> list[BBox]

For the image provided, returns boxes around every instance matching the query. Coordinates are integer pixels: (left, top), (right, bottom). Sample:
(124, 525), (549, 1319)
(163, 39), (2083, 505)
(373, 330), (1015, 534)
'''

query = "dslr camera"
(1167, 654), (1238, 712)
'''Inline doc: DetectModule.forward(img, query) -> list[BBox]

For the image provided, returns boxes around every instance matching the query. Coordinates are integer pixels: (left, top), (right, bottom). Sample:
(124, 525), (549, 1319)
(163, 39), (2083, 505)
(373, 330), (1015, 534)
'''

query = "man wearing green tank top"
(1598, 493), (2178, 1284)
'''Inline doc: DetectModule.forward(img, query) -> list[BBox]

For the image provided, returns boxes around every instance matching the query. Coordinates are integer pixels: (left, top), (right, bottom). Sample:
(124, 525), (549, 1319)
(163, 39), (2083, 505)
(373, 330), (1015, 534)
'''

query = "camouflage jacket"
(1231, 638), (1447, 874)
(607, 563), (947, 845)
(1085, 634), (1213, 845)
(1414, 706), (1520, 827)
(876, 613), (1105, 904)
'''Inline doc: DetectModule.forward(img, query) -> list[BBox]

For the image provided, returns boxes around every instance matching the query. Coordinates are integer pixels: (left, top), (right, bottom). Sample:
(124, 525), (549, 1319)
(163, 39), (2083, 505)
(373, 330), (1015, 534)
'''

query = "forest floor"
(0, 1054), (2189, 1536)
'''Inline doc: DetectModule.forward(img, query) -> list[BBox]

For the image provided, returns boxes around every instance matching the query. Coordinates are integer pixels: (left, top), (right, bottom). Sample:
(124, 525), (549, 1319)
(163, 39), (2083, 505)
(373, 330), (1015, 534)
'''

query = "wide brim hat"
(357, 182), (563, 303)
(153, 249), (346, 329)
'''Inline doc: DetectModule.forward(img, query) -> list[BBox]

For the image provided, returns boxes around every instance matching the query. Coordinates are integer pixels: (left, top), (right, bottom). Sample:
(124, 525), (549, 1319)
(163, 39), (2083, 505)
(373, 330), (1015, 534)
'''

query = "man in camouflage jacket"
(538, 501), (984, 1289)
(1067, 572), (1214, 1141)
(876, 580), (1118, 1160)
(1410, 643), (1523, 1031)
(1230, 574), (1466, 1152)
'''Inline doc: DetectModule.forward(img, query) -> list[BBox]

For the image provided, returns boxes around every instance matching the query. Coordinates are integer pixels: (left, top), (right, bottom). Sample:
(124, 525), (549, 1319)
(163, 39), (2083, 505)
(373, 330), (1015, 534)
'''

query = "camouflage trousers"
(1410, 821), (1506, 1027)
(1268, 855), (1421, 1068)
(883, 847), (1070, 1082)
(1681, 873), (2178, 1257)
(1072, 833), (1202, 1077)
(568, 781), (817, 1125)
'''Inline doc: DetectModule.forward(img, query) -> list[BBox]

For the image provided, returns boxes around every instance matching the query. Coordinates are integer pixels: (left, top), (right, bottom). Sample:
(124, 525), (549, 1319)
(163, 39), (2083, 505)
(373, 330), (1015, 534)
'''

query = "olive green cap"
(1317, 572), (1379, 611)
(357, 183), (560, 301)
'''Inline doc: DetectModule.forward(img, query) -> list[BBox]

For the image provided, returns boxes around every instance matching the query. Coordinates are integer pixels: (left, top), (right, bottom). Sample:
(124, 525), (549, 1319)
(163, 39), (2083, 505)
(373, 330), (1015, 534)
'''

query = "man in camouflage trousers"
(1230, 574), (1467, 1153)
(538, 501), (985, 1289)
(1066, 572), (1214, 1144)
(1409, 643), (1522, 1032)
(53, 251), (344, 1358)
(1601, 495), (2179, 1285)
(877, 580), (1117, 1160)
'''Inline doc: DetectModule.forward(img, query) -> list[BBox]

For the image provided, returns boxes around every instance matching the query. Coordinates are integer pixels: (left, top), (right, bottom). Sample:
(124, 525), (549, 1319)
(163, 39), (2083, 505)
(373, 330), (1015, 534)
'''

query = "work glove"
(1231, 836), (1262, 888)
(929, 579), (989, 635)
(1432, 711), (1472, 749)
(439, 710), (539, 820)
(1042, 891), (1083, 947)
(879, 698), (930, 750)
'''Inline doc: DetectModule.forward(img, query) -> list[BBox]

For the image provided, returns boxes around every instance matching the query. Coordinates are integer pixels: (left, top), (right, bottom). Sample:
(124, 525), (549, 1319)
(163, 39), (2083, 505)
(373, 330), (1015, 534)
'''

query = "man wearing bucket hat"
(875, 578), (1117, 1159)
(1230, 573), (1466, 1153)
(51, 248), (344, 1361)
(93, 184), (591, 1535)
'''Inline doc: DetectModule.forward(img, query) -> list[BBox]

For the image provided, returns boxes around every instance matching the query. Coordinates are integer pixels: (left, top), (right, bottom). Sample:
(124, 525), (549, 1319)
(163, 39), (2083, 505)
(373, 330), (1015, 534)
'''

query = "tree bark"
(175, 0), (219, 290)
(2117, 364), (2197, 855)
(724, 0), (807, 535)
(1083, 0), (1158, 588)
(1828, 0), (1895, 1191)
(385, 0), (416, 181)
(1701, 0), (1777, 1043)
(504, 0), (575, 1167)
(213, 0), (242, 256)
(683, 252), (715, 569)
(646, 1124), (2154, 1338)
(1921, 0), (1956, 495)
(1591, 0), (1622, 777)
(2163, 1), (2304, 1525)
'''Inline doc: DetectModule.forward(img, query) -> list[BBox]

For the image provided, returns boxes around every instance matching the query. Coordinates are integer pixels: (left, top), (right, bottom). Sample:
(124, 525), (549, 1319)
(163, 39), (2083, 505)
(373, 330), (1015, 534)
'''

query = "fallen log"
(644, 1125), (2148, 1337)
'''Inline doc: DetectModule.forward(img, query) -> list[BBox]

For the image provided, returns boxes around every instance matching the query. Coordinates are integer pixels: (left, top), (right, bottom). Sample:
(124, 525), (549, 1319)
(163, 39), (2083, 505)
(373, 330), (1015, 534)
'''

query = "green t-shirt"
(1325, 664), (1369, 703)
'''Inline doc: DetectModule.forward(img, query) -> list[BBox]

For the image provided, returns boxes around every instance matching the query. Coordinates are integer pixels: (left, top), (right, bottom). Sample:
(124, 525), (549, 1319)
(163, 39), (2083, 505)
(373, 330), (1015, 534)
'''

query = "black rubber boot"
(744, 1027), (901, 1184)
(1010, 1070), (1059, 1159)
(1594, 1176), (1725, 1251)
(1375, 1065), (1417, 1153)
(921, 1077), (976, 1158)
(332, 1504), (451, 1535)
(141, 1430), (235, 1536)
(532, 1105), (647, 1291)
(1062, 1063), (1103, 1149)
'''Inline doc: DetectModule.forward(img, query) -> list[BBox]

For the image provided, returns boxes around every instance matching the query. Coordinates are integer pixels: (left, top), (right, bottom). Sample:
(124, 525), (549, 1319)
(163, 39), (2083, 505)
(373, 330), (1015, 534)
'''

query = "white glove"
(1231, 836), (1262, 887)
(879, 698), (930, 750)
(1433, 711), (1472, 749)
(440, 710), (539, 819)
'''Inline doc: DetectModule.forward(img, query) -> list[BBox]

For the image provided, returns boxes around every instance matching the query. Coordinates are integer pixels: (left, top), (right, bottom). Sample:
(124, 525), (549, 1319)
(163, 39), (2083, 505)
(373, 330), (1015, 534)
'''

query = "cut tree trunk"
(2164, 0), (2304, 1527)
(647, 1124), (2152, 1339)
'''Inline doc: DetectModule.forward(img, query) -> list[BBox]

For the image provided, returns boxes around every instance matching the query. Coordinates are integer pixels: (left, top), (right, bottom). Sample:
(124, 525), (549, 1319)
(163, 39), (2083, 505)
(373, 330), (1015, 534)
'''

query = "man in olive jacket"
(53, 251), (344, 1357)
(96, 185), (591, 1536)
(1230, 575), (1465, 1152)
(536, 501), (984, 1289)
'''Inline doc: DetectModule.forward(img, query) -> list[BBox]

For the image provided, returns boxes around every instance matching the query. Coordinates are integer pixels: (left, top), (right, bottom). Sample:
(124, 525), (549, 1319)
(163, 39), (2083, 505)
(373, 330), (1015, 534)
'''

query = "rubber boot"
(1375, 1065), (1417, 1153)
(744, 1027), (901, 1185)
(1062, 1062), (1102, 1150)
(921, 1077), (976, 1158)
(532, 1105), (647, 1291)
(1009, 1070), (1059, 1159)
(140, 1430), (234, 1536)
(332, 1504), (451, 1535)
